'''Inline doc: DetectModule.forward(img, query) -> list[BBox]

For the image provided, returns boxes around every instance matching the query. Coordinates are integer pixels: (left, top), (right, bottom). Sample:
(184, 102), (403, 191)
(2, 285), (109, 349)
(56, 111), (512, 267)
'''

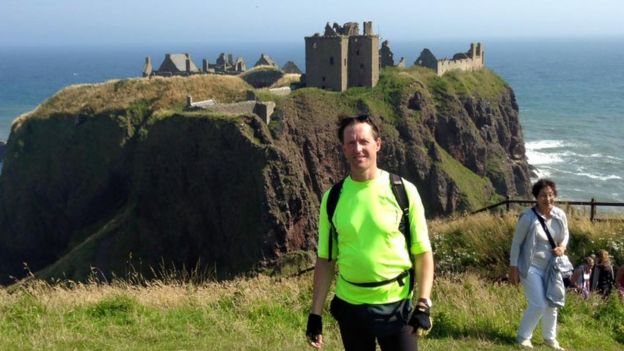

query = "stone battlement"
(415, 43), (484, 76)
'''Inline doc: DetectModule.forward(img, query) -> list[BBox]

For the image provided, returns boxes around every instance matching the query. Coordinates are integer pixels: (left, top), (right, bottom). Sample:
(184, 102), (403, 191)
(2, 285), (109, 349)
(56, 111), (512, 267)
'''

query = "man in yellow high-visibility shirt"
(306, 115), (434, 351)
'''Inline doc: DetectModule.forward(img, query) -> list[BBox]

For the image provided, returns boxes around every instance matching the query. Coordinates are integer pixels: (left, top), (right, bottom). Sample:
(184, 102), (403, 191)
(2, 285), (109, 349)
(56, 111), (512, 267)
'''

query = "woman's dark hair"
(531, 178), (557, 198)
(337, 114), (380, 143)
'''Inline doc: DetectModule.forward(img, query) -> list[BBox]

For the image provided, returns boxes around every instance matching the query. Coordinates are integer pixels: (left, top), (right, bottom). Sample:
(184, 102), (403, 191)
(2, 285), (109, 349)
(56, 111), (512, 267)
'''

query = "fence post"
(506, 195), (510, 212)
(590, 197), (596, 221)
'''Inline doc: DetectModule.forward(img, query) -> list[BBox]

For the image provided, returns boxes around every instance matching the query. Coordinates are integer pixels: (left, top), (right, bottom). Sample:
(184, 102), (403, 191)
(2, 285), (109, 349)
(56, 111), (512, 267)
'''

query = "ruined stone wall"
(348, 35), (380, 88)
(436, 43), (484, 75)
(197, 100), (257, 115)
(305, 36), (348, 91)
(437, 58), (474, 75)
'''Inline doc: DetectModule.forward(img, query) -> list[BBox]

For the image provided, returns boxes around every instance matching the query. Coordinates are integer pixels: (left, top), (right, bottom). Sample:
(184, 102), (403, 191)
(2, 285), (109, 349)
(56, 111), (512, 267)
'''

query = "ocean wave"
(525, 139), (624, 170)
(602, 154), (624, 162)
(526, 150), (564, 165)
(577, 173), (622, 181)
(530, 167), (552, 180)
(554, 168), (622, 181)
(525, 140), (566, 150)
(558, 151), (624, 162)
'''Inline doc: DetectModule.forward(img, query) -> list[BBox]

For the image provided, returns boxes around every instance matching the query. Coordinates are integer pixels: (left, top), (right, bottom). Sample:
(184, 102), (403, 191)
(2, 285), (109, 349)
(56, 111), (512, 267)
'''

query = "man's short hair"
(337, 114), (381, 143)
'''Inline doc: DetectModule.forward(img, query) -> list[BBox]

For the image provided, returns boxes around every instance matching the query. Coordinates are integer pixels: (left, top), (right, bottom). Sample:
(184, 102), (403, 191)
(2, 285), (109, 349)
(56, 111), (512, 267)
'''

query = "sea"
(1, 38), (623, 208)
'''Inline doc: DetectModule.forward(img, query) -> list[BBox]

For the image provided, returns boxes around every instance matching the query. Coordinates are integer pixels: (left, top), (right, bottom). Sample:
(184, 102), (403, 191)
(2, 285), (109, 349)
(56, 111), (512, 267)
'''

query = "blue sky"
(1, 0), (623, 46)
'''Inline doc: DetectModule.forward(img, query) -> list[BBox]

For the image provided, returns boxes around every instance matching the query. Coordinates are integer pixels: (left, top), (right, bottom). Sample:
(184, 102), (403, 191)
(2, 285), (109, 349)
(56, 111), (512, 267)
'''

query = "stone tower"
(305, 21), (379, 91)
(348, 21), (379, 88)
(304, 23), (349, 91)
(143, 56), (153, 77)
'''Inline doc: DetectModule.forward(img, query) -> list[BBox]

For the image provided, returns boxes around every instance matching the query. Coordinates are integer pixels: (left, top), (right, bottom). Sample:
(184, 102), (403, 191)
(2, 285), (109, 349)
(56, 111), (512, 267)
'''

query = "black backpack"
(325, 172), (415, 293)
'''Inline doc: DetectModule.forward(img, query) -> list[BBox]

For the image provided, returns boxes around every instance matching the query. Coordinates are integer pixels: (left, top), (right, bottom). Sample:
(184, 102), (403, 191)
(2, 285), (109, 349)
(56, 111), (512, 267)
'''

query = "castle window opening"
(322, 76), (326, 82)
(360, 63), (364, 70)
(313, 42), (317, 49)
(344, 58), (347, 66)
(356, 50), (360, 56)
(329, 57), (334, 65)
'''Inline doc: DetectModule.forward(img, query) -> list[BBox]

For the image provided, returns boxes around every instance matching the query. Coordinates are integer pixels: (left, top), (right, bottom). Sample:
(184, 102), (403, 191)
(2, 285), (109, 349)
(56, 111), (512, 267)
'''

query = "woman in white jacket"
(510, 179), (569, 350)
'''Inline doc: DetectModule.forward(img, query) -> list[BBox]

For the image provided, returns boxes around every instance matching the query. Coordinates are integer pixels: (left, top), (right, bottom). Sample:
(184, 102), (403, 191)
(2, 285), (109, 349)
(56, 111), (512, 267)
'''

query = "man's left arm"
(409, 250), (434, 337)
(403, 179), (434, 335)
(414, 251), (434, 301)
(403, 179), (433, 301)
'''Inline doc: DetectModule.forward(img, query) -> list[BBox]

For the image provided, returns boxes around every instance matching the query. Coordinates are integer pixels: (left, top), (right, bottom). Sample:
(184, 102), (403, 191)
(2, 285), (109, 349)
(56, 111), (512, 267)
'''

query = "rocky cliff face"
(0, 68), (531, 283)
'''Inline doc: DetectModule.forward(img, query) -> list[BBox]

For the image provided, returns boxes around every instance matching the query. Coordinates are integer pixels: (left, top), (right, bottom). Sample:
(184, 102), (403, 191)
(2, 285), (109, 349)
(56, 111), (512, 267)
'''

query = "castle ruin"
(415, 42), (484, 76)
(281, 61), (302, 74)
(305, 21), (379, 91)
(144, 53), (201, 77)
(379, 40), (405, 69)
(143, 52), (248, 77)
(253, 54), (279, 68)
(208, 53), (247, 73)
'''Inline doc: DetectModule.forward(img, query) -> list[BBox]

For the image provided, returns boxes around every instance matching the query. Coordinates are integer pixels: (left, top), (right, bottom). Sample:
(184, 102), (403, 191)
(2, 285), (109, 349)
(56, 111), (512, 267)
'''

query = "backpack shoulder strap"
(389, 173), (415, 294)
(389, 173), (411, 250)
(325, 178), (345, 262)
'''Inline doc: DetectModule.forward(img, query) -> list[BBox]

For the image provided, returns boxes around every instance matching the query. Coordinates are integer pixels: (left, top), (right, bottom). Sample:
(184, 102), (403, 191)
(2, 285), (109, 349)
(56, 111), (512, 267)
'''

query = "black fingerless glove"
(409, 304), (432, 336)
(306, 313), (323, 342)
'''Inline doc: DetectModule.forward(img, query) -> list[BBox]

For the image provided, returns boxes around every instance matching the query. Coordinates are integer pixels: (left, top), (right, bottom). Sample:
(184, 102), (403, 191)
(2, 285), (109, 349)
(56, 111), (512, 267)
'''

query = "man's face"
(342, 122), (381, 173)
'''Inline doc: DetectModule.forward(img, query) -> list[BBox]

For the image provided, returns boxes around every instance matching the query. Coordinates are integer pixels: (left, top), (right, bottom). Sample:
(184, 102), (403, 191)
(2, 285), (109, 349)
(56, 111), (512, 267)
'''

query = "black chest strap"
(325, 172), (414, 293)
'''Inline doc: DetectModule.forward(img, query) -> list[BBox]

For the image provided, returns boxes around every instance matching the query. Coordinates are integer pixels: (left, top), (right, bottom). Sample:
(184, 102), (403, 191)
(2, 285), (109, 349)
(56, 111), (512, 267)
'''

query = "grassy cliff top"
(13, 66), (506, 128)
(13, 74), (252, 131)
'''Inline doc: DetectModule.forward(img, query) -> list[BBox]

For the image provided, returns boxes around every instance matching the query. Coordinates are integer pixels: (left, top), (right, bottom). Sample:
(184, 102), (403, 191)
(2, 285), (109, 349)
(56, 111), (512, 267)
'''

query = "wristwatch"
(417, 297), (432, 308)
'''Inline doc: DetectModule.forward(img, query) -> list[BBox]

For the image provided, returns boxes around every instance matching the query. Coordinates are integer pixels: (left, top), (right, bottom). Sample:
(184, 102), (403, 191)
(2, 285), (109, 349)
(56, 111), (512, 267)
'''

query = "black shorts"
(330, 296), (417, 351)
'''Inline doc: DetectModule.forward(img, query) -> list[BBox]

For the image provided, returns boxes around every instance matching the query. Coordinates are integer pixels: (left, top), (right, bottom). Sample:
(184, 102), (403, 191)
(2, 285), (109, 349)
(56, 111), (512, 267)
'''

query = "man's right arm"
(307, 258), (335, 349)
(310, 257), (335, 314)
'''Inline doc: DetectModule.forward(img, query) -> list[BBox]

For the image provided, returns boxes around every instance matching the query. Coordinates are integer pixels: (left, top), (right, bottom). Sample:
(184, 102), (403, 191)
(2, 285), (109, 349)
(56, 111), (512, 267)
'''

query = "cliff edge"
(0, 67), (531, 283)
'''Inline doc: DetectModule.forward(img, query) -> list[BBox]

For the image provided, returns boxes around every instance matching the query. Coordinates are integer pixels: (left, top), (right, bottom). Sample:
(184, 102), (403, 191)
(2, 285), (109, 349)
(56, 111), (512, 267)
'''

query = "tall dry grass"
(1, 270), (622, 350)
(12, 74), (252, 132)
(1, 211), (623, 350)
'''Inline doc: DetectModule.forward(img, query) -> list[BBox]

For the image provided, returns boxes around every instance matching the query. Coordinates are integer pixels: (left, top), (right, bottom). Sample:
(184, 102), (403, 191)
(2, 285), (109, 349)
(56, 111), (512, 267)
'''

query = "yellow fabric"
(317, 170), (431, 305)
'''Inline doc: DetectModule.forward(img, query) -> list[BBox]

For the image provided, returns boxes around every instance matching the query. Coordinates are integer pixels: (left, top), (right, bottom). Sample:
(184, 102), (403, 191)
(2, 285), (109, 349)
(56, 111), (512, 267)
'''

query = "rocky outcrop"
(0, 69), (531, 284)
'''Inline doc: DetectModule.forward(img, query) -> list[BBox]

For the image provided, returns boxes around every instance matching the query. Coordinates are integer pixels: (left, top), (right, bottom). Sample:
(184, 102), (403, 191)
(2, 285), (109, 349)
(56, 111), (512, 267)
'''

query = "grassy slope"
(2, 212), (623, 350)
(1, 274), (622, 351)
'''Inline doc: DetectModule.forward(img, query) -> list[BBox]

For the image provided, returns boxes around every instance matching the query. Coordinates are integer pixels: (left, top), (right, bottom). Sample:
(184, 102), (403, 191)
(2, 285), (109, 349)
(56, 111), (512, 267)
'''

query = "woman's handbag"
(532, 207), (574, 280)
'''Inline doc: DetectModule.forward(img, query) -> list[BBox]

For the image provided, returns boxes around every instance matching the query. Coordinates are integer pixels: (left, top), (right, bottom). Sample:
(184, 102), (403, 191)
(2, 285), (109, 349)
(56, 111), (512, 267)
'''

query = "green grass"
(2, 212), (623, 350)
(1, 272), (621, 350)
(434, 144), (498, 210)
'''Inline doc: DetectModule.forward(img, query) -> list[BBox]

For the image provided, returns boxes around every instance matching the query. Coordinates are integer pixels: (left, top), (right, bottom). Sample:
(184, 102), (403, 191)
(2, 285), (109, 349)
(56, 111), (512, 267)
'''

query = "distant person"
(569, 257), (594, 299)
(306, 115), (434, 350)
(591, 249), (615, 298)
(616, 265), (624, 299)
(510, 179), (569, 351)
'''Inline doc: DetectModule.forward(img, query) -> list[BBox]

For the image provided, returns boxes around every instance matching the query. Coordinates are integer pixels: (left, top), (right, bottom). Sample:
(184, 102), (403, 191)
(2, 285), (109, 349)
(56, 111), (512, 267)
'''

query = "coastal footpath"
(0, 66), (531, 283)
